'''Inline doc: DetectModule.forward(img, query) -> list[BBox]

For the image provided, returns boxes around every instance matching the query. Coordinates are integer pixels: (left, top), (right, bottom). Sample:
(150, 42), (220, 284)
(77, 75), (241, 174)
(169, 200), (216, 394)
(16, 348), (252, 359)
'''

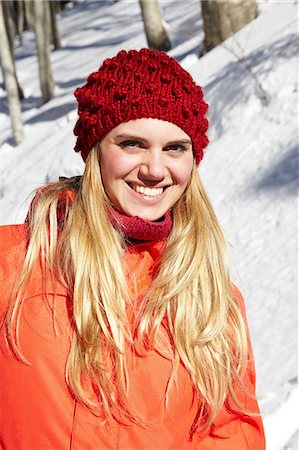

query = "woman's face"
(99, 118), (194, 221)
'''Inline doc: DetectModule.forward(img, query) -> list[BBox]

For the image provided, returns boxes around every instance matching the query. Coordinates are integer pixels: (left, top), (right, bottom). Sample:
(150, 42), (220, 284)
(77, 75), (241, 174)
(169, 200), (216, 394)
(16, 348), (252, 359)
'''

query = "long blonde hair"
(4, 145), (251, 434)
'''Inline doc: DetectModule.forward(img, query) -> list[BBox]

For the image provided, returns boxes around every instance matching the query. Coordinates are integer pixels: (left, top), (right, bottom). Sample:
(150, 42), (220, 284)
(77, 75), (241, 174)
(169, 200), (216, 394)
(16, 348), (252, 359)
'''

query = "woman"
(0, 49), (265, 449)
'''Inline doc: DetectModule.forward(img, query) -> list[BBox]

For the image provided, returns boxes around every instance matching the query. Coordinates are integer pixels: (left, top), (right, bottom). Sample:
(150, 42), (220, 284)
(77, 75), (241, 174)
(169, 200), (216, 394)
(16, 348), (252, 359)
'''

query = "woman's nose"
(139, 149), (166, 181)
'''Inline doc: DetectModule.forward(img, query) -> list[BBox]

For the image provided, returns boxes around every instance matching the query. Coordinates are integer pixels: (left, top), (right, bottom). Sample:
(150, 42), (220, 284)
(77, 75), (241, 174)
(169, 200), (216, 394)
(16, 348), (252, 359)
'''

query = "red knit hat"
(74, 48), (209, 165)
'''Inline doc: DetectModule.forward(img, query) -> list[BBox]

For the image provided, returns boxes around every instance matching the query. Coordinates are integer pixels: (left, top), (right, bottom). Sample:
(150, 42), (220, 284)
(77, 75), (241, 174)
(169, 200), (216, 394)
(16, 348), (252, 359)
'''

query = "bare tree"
(0, 2), (24, 145)
(1, 0), (24, 100)
(16, 0), (25, 45)
(201, 0), (257, 53)
(2, 0), (16, 50)
(49, 1), (62, 50)
(24, 0), (35, 32)
(33, 0), (55, 103)
(139, 0), (171, 51)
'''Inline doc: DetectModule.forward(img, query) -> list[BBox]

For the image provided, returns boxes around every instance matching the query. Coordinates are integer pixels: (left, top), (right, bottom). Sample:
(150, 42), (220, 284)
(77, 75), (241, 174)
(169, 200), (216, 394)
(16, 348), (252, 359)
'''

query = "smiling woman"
(99, 119), (194, 221)
(0, 49), (265, 449)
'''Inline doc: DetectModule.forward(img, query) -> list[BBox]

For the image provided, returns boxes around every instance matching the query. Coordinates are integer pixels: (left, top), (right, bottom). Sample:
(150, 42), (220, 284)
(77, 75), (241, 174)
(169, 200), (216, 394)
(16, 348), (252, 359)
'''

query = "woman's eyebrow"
(114, 134), (192, 146)
(166, 139), (192, 146)
(114, 133), (148, 142)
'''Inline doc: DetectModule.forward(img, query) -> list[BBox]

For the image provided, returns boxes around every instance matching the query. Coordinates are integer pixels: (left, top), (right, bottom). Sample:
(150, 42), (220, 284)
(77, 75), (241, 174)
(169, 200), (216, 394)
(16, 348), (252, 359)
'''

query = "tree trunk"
(139, 0), (171, 51)
(49, 1), (62, 50)
(16, 0), (25, 45)
(2, 1), (16, 50)
(33, 0), (55, 103)
(0, 2), (24, 145)
(201, 0), (257, 53)
(1, 0), (24, 100)
(24, 0), (34, 31)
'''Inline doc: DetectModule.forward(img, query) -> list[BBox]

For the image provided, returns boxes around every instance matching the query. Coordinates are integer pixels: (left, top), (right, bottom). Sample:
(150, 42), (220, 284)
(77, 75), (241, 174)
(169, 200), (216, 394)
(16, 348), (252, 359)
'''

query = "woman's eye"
(166, 144), (186, 152)
(119, 140), (141, 149)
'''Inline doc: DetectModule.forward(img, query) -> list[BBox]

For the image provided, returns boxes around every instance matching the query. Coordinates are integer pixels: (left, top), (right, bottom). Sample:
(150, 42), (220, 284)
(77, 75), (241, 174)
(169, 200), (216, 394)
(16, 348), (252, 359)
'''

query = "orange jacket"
(0, 224), (265, 449)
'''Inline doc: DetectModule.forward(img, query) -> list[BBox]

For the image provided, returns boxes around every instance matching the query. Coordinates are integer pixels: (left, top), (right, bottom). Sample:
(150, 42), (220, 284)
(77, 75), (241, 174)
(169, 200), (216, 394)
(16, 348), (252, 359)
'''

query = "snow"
(0, 1), (298, 448)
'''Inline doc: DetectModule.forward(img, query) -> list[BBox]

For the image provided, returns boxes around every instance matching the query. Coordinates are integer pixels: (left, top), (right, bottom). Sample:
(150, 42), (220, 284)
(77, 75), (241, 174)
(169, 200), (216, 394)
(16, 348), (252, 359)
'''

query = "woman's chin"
(117, 206), (167, 222)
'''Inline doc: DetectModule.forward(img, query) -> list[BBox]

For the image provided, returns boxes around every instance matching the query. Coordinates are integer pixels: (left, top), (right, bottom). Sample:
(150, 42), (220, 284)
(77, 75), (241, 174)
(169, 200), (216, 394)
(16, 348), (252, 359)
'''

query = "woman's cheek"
(108, 152), (140, 178)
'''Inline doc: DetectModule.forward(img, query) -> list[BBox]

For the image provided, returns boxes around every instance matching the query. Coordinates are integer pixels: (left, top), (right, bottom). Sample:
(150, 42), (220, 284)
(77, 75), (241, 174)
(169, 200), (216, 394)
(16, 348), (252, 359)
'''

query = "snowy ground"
(0, 1), (298, 448)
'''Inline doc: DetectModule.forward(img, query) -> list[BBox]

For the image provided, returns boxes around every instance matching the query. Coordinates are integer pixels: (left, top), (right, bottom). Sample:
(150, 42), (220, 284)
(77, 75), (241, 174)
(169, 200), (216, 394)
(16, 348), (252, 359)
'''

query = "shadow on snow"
(206, 32), (298, 139)
(253, 144), (299, 195)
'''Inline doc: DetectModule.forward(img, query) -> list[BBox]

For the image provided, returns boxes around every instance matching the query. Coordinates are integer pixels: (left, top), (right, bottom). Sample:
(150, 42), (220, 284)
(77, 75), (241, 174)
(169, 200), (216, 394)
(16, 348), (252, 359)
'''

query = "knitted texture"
(73, 48), (209, 165)
(109, 209), (172, 242)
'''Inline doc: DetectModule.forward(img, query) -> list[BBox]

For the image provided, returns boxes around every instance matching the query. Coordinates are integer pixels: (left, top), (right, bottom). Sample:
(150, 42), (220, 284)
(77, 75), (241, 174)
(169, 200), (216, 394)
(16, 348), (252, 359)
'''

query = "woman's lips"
(134, 185), (163, 197)
(126, 182), (170, 201)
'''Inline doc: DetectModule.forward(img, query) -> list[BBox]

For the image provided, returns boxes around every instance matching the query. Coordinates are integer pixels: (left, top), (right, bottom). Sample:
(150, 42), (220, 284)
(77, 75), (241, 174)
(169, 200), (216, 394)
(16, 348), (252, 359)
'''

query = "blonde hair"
(4, 145), (251, 434)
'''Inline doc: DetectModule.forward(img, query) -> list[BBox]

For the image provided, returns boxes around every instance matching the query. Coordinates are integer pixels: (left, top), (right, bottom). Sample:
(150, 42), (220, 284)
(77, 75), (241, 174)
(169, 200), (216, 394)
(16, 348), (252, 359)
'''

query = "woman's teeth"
(134, 185), (163, 197)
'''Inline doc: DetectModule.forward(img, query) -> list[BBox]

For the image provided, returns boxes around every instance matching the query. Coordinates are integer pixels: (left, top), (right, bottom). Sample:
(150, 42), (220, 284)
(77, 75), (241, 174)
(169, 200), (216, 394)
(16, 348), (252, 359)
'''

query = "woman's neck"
(108, 209), (173, 242)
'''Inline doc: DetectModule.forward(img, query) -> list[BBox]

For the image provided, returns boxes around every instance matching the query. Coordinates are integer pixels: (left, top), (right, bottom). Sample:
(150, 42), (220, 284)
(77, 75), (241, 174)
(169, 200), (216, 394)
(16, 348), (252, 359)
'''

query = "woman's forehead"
(104, 118), (192, 143)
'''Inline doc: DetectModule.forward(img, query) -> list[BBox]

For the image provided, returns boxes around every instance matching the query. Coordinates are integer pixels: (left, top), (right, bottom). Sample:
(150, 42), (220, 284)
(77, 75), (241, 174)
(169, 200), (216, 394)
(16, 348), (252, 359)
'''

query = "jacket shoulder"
(0, 224), (29, 279)
(0, 223), (68, 317)
(0, 224), (29, 315)
(0, 224), (29, 252)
